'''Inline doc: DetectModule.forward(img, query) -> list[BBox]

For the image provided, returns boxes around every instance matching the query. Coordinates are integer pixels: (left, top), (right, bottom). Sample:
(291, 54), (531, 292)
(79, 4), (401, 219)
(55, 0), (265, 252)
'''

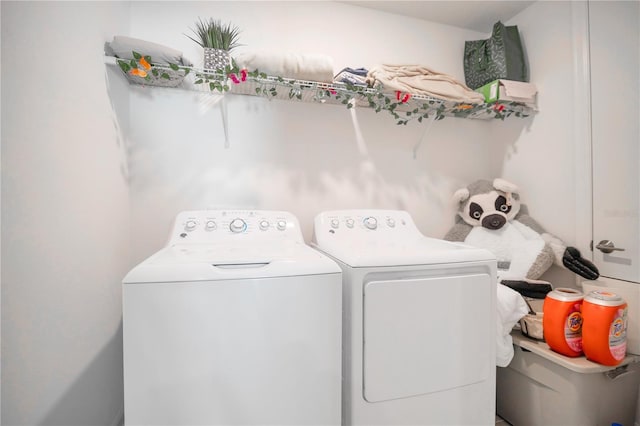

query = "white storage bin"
(497, 332), (640, 426)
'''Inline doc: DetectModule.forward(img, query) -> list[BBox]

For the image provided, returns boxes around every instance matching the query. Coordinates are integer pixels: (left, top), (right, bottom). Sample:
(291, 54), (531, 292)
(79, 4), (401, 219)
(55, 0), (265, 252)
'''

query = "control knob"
(330, 219), (340, 229)
(276, 220), (287, 231)
(229, 218), (247, 233)
(363, 216), (378, 230)
(185, 220), (197, 231)
(345, 218), (355, 228)
(259, 220), (270, 231)
(387, 218), (396, 228)
(205, 220), (217, 231)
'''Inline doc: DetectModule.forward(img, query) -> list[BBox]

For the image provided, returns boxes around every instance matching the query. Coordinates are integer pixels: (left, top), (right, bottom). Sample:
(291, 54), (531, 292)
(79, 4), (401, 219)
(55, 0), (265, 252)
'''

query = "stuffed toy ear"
(493, 178), (520, 207)
(452, 187), (470, 204)
(493, 178), (519, 194)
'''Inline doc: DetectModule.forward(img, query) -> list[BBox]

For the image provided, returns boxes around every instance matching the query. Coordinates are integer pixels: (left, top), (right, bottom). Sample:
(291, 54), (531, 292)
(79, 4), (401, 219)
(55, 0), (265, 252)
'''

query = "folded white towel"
(107, 36), (193, 67)
(233, 51), (334, 83)
(496, 283), (529, 367)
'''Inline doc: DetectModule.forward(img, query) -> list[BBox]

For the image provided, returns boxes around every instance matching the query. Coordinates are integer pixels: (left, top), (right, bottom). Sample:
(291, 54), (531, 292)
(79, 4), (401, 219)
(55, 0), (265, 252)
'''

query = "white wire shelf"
(105, 56), (534, 124)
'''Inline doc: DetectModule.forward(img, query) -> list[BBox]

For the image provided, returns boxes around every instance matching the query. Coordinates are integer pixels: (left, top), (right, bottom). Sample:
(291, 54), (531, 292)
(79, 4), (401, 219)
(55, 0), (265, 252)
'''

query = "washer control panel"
(168, 210), (303, 245)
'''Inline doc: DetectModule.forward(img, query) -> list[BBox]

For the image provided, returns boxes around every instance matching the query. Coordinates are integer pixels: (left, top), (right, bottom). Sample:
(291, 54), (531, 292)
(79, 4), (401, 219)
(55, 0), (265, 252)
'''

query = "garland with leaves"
(117, 53), (530, 124)
(117, 51), (191, 82)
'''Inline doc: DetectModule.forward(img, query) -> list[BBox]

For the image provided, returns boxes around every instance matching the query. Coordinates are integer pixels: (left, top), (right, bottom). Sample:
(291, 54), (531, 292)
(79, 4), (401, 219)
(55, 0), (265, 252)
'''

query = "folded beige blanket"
(366, 64), (485, 104)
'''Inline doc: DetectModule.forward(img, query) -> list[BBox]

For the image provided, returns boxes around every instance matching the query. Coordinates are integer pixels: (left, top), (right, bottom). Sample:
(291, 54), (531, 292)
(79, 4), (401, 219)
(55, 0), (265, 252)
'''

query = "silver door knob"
(595, 240), (626, 254)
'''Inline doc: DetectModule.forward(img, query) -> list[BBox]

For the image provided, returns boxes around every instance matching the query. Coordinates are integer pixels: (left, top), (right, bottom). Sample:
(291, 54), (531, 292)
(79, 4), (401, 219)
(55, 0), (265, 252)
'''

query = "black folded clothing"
(501, 280), (553, 299)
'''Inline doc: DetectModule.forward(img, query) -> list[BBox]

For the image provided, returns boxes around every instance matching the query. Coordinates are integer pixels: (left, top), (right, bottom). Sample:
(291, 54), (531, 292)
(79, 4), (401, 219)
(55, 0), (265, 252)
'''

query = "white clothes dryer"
(123, 210), (342, 425)
(312, 209), (497, 426)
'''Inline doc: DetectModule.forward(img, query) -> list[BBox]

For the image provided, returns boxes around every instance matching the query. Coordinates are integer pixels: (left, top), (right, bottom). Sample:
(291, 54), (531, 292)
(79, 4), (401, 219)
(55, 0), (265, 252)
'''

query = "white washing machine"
(312, 209), (497, 425)
(123, 210), (342, 425)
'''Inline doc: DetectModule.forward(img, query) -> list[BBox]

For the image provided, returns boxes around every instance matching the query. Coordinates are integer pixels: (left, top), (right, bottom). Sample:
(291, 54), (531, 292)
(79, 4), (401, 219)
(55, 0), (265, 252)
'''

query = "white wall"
(1, 2), (131, 425)
(124, 1), (531, 262)
(1, 3), (3, 422)
(501, 0), (584, 286)
(503, 1), (576, 241)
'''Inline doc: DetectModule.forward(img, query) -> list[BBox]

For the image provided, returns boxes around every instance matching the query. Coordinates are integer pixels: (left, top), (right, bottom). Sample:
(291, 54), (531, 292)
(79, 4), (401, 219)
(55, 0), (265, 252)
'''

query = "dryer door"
(363, 273), (492, 402)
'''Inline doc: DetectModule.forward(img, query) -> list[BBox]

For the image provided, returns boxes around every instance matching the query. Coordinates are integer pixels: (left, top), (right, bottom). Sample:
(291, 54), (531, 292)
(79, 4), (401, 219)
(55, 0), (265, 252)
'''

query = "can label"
(609, 307), (628, 361)
(565, 307), (583, 352)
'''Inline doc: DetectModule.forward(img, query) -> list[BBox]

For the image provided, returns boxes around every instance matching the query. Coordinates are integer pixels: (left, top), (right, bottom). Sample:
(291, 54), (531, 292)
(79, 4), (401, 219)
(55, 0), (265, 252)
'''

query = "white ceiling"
(340, 1), (535, 32)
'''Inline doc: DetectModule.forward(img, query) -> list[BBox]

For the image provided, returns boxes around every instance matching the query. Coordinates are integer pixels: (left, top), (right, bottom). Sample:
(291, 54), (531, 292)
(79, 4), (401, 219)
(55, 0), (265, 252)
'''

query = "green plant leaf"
(161, 73), (170, 79)
(152, 69), (159, 77)
(186, 18), (242, 50)
(169, 63), (179, 71)
(132, 51), (142, 60)
(130, 59), (137, 68)
(117, 60), (131, 73)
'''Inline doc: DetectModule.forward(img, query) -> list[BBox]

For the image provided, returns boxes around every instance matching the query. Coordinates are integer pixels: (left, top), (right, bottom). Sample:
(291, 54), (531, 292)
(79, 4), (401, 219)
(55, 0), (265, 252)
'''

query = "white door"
(589, 0), (640, 283)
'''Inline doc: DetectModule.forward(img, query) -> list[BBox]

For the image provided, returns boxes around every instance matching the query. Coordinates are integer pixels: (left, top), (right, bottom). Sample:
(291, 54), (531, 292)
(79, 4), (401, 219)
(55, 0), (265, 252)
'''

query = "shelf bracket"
(220, 95), (229, 149)
(348, 99), (369, 156)
(413, 114), (437, 159)
(198, 92), (229, 149)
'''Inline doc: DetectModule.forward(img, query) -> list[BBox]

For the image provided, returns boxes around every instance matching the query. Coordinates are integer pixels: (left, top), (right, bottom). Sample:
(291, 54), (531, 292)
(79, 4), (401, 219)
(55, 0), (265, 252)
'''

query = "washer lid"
(124, 209), (340, 283)
(123, 241), (340, 283)
(312, 209), (495, 267)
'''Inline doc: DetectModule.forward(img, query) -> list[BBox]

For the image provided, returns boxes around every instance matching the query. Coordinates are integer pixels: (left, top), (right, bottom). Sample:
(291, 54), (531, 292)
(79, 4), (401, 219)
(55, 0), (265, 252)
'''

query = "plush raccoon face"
(453, 179), (521, 230)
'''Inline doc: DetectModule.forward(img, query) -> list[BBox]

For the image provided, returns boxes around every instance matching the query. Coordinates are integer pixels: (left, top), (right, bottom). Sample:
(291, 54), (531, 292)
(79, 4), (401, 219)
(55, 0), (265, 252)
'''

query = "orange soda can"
(582, 290), (628, 366)
(543, 288), (584, 357)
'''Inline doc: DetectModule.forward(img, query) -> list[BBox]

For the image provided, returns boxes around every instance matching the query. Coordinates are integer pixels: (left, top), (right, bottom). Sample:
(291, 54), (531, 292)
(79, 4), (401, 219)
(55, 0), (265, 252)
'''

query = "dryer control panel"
(312, 209), (493, 274)
(167, 210), (304, 245)
(313, 210), (422, 242)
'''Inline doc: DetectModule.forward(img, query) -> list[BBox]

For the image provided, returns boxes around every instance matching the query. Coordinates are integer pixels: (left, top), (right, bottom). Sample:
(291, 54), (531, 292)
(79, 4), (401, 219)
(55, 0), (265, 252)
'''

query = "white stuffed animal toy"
(444, 178), (599, 286)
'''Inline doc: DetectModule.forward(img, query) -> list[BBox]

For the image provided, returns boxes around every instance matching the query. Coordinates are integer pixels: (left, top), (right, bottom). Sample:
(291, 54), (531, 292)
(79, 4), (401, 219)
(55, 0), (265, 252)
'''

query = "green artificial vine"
(116, 51), (191, 83)
(117, 53), (531, 124)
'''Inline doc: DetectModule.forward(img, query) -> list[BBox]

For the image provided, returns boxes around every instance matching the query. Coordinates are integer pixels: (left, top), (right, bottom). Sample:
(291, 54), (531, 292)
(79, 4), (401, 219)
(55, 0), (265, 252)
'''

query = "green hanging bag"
(464, 21), (528, 90)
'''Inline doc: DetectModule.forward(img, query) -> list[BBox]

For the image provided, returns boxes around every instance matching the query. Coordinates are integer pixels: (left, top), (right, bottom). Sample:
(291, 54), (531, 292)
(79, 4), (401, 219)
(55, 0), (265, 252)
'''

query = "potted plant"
(186, 18), (241, 71)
